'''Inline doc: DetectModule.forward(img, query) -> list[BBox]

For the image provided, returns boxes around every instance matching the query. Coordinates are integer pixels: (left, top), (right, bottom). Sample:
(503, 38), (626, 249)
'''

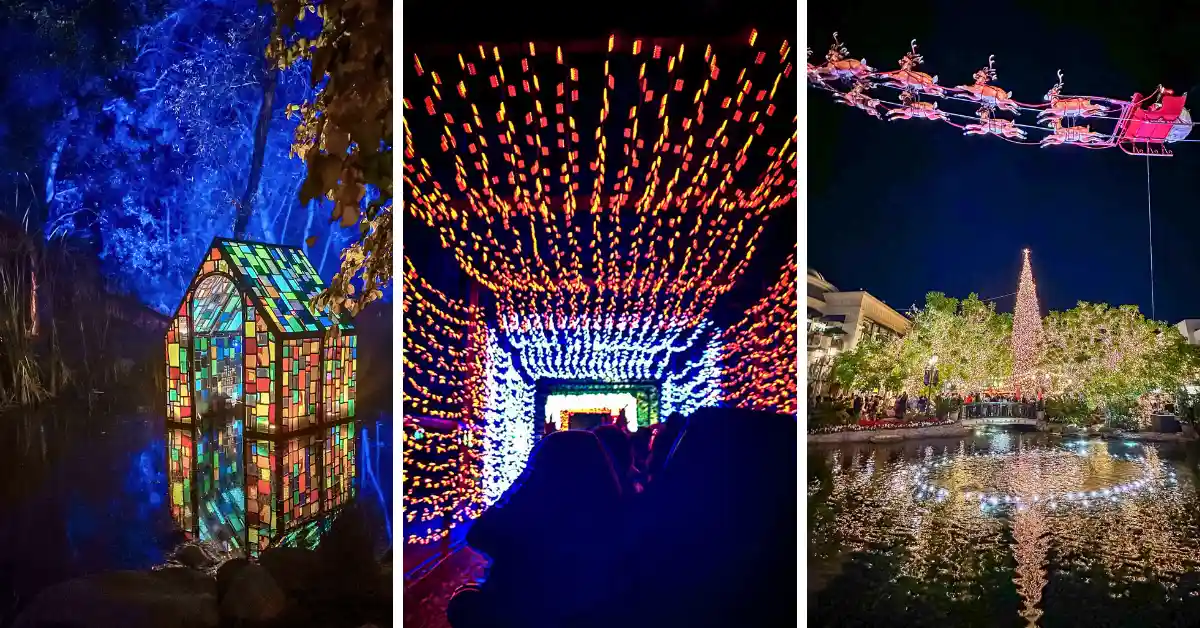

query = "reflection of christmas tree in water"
(1010, 444), (1050, 627)
(1012, 507), (1048, 626)
(1085, 442), (1115, 482)
(990, 430), (1014, 453)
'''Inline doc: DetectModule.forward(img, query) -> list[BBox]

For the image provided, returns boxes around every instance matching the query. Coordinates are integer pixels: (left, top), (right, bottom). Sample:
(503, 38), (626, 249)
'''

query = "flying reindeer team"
(806, 34), (1179, 150)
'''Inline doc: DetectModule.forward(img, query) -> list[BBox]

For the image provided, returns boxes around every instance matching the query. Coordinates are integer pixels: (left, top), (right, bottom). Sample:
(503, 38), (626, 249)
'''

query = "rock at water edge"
(14, 568), (218, 628)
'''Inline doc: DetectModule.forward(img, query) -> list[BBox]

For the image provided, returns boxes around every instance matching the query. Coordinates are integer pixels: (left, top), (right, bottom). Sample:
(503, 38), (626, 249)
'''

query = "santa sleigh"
(1112, 88), (1192, 157)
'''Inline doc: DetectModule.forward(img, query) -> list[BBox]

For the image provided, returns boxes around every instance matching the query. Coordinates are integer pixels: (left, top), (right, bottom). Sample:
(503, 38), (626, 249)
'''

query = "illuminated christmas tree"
(1011, 248), (1042, 398)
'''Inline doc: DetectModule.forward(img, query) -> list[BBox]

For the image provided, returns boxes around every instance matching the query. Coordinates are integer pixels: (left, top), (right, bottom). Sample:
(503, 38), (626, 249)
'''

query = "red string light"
(403, 33), (798, 334)
(402, 32), (798, 538)
(721, 249), (798, 414)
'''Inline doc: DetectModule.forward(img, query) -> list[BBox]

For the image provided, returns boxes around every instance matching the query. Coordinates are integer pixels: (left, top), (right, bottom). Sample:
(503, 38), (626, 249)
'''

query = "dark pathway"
(403, 548), (488, 628)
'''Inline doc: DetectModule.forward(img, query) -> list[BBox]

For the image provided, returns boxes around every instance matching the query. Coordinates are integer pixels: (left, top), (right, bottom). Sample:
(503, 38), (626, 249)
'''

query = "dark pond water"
(808, 429), (1200, 628)
(0, 408), (393, 626)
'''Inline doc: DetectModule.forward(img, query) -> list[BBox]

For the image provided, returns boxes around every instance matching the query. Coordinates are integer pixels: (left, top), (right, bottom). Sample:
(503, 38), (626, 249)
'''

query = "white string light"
(1011, 248), (1041, 396)
(661, 327), (724, 417)
(504, 316), (713, 382)
(481, 330), (536, 504)
(908, 448), (1173, 510)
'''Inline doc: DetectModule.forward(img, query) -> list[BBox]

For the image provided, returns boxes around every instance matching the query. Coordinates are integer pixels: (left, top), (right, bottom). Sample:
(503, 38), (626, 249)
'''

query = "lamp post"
(924, 355), (939, 386)
(924, 355), (940, 413)
(810, 349), (825, 398)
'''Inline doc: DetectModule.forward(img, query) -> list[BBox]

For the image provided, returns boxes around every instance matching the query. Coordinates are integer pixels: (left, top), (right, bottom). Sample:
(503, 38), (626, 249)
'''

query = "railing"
(962, 401), (1039, 420)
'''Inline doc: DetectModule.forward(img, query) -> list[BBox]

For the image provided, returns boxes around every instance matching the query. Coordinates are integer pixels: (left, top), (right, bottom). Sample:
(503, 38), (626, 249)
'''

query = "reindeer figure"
(1040, 116), (1106, 147)
(956, 55), (1019, 113)
(816, 32), (874, 82)
(963, 106), (1027, 139)
(825, 32), (849, 63)
(887, 91), (949, 122)
(898, 40), (922, 72)
(877, 39), (945, 97)
(1039, 70), (1109, 122)
(807, 47), (824, 84)
(833, 80), (882, 119)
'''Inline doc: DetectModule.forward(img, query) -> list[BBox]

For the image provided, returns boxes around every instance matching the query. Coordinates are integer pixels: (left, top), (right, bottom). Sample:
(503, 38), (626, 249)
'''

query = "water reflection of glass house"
(164, 239), (357, 555)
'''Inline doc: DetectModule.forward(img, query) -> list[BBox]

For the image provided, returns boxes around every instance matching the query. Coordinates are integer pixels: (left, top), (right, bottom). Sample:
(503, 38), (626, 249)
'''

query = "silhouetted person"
(594, 425), (640, 495)
(630, 428), (653, 473)
(612, 408), (797, 628)
(616, 408), (631, 433)
(646, 413), (685, 483)
(447, 431), (623, 628)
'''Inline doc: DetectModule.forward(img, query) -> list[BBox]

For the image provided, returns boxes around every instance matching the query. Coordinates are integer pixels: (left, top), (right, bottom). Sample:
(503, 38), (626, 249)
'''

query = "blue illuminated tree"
(8, 0), (355, 311)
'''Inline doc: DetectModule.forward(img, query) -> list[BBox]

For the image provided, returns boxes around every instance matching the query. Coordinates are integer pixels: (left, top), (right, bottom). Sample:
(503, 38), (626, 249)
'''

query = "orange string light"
(402, 257), (487, 544)
(403, 33), (798, 334)
(721, 248), (798, 414)
(402, 32), (799, 539)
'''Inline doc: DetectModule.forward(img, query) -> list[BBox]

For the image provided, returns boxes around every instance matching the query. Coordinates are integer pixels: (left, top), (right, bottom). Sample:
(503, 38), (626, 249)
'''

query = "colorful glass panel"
(191, 275), (244, 415)
(191, 274), (243, 334)
(192, 333), (244, 411)
(245, 312), (276, 434)
(166, 239), (361, 555)
(217, 241), (352, 334)
(323, 333), (357, 422)
(199, 246), (232, 276)
(246, 439), (276, 554)
(281, 338), (321, 432)
(275, 518), (331, 550)
(196, 413), (245, 550)
(166, 304), (192, 423)
(167, 427), (194, 535)
(324, 421), (356, 510)
(281, 435), (322, 529)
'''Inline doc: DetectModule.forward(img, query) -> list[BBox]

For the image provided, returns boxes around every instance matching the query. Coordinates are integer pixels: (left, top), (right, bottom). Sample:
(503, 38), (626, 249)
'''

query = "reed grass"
(0, 225), (164, 415)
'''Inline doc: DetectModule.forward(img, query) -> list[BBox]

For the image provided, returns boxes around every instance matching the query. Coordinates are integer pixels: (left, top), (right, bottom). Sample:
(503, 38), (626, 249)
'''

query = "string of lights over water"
(808, 431), (1200, 628)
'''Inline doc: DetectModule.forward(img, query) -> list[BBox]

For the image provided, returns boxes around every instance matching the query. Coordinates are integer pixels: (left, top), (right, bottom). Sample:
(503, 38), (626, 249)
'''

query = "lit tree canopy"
(1040, 302), (1200, 413)
(904, 292), (1013, 393)
(830, 333), (906, 395)
(5, 0), (361, 312)
(268, 0), (393, 316)
(830, 292), (1012, 395)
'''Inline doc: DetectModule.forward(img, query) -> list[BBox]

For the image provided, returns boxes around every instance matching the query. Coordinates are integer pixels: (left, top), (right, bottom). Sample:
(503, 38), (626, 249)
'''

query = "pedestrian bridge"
(960, 401), (1043, 428)
(961, 416), (1041, 427)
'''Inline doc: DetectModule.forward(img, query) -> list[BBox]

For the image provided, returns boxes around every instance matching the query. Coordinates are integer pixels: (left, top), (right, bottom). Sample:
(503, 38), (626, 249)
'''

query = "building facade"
(807, 268), (910, 396)
(1177, 319), (1200, 345)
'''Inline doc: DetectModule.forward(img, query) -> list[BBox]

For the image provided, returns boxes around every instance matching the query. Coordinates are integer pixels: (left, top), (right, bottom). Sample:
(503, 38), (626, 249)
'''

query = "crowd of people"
(810, 390), (1048, 422)
(446, 407), (797, 628)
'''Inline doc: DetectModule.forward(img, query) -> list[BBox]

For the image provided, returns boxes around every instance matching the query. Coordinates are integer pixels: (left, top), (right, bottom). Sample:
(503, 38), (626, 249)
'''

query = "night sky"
(808, 0), (1200, 323)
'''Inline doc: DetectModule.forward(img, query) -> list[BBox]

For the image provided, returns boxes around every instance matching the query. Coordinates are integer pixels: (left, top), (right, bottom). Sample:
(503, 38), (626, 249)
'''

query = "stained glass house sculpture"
(165, 238), (357, 555)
